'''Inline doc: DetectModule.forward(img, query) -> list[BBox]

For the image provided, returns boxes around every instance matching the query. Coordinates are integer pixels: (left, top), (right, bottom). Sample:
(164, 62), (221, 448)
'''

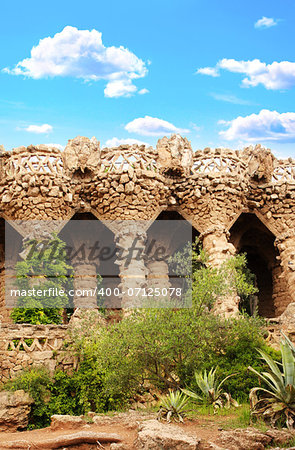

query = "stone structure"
(0, 324), (74, 384)
(0, 389), (33, 431)
(0, 134), (295, 377)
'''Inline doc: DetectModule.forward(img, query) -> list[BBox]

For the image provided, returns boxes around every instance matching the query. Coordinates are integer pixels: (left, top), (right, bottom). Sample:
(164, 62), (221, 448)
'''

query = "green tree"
(11, 234), (73, 324)
(65, 244), (266, 402)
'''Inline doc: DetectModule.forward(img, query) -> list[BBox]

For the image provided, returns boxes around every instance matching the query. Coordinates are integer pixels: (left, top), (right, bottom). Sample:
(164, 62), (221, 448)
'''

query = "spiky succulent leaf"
(281, 341), (295, 387)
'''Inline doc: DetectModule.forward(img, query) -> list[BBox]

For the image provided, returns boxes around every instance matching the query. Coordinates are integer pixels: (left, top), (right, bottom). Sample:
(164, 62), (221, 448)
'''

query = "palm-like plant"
(248, 339), (295, 429)
(182, 367), (239, 411)
(157, 390), (189, 422)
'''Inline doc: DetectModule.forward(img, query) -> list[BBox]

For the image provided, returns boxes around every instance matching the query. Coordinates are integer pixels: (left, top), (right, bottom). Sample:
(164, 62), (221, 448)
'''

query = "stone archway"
(59, 212), (121, 311)
(146, 210), (199, 302)
(0, 218), (23, 323)
(229, 212), (285, 317)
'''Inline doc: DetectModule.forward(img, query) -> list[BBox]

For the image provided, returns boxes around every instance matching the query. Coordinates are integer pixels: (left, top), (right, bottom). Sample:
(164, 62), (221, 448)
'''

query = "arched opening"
(146, 210), (199, 304)
(229, 213), (279, 317)
(0, 218), (23, 323)
(153, 210), (199, 243)
(59, 212), (120, 313)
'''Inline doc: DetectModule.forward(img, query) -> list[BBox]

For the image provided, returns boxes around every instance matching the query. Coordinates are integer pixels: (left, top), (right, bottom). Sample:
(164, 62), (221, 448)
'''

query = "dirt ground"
(0, 412), (290, 449)
(0, 424), (135, 449)
(0, 414), (224, 449)
(0, 418), (231, 450)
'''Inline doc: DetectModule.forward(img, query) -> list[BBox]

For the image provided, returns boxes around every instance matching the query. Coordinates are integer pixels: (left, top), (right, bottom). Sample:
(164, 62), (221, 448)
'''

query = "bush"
(66, 307), (270, 403)
(4, 360), (121, 428)
(11, 234), (73, 325)
(4, 366), (52, 428)
(5, 241), (277, 426)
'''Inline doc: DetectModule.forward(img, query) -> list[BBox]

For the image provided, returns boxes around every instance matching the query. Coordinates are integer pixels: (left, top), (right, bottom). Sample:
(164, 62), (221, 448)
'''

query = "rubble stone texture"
(0, 389), (33, 431)
(1, 134), (295, 376)
(136, 419), (200, 449)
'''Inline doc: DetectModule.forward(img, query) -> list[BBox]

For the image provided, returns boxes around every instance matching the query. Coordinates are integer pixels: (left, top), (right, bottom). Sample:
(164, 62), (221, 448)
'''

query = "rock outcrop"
(136, 419), (200, 449)
(0, 390), (33, 431)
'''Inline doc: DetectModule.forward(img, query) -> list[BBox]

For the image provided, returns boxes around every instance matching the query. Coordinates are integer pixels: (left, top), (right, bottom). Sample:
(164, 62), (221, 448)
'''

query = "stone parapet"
(0, 324), (74, 383)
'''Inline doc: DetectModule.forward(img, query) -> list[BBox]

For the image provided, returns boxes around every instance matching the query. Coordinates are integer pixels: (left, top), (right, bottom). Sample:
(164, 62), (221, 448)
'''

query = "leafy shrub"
(11, 234), (73, 325)
(66, 307), (269, 404)
(4, 360), (122, 428)
(4, 366), (52, 428)
(170, 241), (257, 312)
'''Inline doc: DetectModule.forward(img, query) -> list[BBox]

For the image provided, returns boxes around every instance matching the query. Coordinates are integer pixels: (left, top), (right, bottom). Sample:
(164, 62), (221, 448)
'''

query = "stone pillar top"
(63, 135), (101, 176)
(156, 134), (193, 177)
(242, 144), (275, 183)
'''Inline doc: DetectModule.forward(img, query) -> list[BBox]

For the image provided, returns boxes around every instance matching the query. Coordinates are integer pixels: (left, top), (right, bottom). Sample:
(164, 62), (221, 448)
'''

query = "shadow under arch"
(0, 217), (23, 323)
(58, 211), (121, 311)
(229, 212), (283, 318)
(146, 210), (199, 300)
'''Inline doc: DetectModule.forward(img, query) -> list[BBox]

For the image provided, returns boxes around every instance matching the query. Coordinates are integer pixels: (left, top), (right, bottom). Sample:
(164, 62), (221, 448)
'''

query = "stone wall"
(0, 135), (295, 317)
(0, 324), (74, 383)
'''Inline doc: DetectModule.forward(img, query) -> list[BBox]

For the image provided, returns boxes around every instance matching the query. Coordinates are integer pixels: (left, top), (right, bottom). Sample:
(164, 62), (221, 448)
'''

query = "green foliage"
(68, 307), (267, 404)
(50, 360), (117, 415)
(4, 356), (121, 429)
(248, 339), (295, 429)
(71, 240), (261, 403)
(157, 390), (189, 422)
(182, 367), (239, 410)
(4, 236), (277, 428)
(4, 366), (52, 428)
(11, 234), (73, 324)
(11, 308), (63, 325)
(170, 240), (257, 311)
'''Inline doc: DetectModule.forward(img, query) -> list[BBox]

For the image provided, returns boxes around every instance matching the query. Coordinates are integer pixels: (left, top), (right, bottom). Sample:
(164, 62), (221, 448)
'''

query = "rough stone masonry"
(0, 134), (295, 365)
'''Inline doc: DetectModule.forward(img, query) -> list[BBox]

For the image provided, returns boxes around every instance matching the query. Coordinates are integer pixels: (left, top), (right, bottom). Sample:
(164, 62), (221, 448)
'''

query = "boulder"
(213, 427), (294, 450)
(50, 414), (84, 430)
(0, 390), (33, 431)
(136, 419), (200, 449)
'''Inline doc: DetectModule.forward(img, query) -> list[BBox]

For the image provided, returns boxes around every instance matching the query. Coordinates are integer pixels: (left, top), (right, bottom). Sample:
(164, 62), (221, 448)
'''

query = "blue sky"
(1, 0), (295, 157)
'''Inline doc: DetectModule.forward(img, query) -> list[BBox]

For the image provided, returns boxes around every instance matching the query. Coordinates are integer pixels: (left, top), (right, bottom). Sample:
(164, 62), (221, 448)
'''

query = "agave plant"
(182, 367), (239, 411)
(157, 390), (189, 422)
(248, 339), (295, 429)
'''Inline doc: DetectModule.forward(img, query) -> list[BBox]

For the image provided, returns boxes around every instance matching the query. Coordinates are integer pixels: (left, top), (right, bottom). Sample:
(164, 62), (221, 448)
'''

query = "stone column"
(2, 263), (16, 323)
(200, 226), (239, 317)
(115, 223), (148, 308)
(147, 258), (171, 291)
(72, 258), (99, 309)
(275, 233), (295, 305)
(4, 233), (25, 318)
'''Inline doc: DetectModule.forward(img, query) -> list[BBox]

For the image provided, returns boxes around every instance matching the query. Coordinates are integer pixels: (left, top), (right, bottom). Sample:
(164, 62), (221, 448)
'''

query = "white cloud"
(196, 67), (219, 77)
(197, 58), (295, 90)
(3, 26), (148, 98)
(219, 109), (295, 143)
(25, 124), (53, 134)
(210, 92), (254, 105)
(125, 115), (189, 136)
(105, 137), (150, 147)
(45, 143), (64, 151)
(104, 80), (137, 98)
(255, 17), (278, 29)
(138, 88), (149, 95)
